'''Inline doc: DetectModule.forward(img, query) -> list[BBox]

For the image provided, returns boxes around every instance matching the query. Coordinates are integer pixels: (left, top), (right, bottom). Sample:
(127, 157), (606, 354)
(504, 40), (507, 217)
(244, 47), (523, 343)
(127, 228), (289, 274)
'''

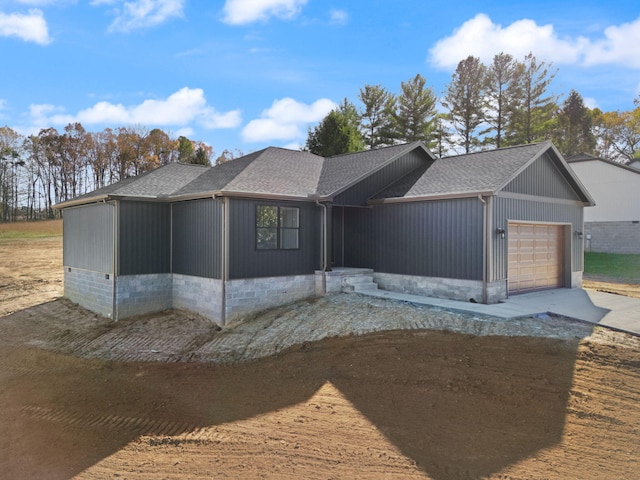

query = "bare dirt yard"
(1, 221), (639, 479)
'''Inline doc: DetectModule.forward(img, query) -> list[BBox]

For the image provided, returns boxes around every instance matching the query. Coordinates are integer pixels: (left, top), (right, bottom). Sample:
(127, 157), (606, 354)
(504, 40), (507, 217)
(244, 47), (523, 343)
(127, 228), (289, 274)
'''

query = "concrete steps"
(343, 274), (379, 293)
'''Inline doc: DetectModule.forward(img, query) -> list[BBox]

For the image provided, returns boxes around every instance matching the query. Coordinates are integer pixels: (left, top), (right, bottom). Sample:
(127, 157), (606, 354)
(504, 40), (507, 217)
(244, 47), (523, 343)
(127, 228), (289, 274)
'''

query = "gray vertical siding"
(118, 201), (170, 275)
(172, 198), (222, 279)
(492, 196), (584, 281)
(63, 202), (114, 273)
(332, 206), (344, 267)
(334, 150), (431, 206)
(503, 153), (579, 200)
(228, 198), (321, 279)
(344, 198), (484, 280)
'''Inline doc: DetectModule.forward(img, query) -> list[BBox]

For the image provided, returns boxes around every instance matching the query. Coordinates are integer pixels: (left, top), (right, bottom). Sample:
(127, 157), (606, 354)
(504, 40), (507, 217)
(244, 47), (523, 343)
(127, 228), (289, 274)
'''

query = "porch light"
(575, 231), (583, 239)
(496, 228), (506, 239)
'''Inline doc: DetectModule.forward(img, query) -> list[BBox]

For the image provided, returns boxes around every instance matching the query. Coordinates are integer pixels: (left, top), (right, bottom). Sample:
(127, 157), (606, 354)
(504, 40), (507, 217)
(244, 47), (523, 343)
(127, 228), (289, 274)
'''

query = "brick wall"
(584, 221), (640, 254)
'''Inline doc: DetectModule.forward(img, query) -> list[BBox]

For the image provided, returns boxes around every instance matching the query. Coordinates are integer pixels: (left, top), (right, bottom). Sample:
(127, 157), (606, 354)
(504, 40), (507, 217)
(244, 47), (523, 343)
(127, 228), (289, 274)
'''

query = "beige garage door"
(508, 223), (564, 294)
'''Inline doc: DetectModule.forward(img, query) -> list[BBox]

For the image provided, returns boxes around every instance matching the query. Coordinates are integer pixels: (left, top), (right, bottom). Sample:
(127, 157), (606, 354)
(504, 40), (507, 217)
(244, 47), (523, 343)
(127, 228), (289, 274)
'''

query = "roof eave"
(53, 194), (110, 210)
(368, 190), (494, 205)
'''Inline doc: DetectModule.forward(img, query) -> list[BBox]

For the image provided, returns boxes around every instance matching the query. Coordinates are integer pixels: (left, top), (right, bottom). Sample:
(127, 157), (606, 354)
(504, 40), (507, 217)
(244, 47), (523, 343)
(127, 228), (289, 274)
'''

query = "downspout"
(221, 196), (229, 326)
(111, 199), (119, 321)
(315, 199), (328, 295)
(478, 195), (488, 304)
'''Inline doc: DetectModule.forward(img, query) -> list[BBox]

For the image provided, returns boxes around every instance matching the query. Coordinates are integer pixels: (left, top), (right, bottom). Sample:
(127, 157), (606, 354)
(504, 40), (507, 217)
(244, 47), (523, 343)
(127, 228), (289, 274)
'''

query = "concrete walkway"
(360, 287), (640, 336)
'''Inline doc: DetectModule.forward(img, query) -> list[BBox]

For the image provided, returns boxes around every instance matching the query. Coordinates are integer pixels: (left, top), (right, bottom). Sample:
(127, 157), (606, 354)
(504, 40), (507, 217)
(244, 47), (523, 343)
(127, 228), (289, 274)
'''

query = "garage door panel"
(508, 222), (564, 294)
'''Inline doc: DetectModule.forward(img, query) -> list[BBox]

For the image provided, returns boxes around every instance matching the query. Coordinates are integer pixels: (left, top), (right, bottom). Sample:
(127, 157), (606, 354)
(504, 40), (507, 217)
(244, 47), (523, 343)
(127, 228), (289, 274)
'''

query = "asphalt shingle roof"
(374, 142), (550, 199)
(58, 140), (590, 208)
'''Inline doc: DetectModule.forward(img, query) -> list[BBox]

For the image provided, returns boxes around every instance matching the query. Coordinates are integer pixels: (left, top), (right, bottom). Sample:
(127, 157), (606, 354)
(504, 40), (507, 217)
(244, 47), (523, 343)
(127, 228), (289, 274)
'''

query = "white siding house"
(567, 154), (640, 254)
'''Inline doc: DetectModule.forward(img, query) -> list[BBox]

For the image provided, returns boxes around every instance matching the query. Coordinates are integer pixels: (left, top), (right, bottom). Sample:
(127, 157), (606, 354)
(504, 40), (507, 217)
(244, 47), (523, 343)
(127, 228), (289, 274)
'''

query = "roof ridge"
(443, 142), (547, 161)
(326, 141), (418, 159)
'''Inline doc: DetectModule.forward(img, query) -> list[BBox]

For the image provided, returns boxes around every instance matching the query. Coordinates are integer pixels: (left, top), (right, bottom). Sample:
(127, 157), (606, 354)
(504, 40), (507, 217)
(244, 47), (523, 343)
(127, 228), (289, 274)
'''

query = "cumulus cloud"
(0, 8), (52, 44)
(222, 0), (307, 25)
(583, 17), (640, 68)
(29, 87), (242, 130)
(242, 97), (336, 142)
(429, 13), (640, 70)
(94, 0), (185, 32)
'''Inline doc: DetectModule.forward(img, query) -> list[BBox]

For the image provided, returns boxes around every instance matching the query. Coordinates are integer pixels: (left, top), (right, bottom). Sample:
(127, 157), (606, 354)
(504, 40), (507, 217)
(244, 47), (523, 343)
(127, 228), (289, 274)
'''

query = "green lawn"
(584, 252), (640, 282)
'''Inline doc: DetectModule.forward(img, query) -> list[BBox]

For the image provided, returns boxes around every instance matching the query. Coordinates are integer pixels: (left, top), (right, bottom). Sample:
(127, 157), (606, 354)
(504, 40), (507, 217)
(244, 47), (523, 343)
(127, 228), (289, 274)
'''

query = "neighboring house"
(567, 153), (640, 254)
(55, 141), (593, 325)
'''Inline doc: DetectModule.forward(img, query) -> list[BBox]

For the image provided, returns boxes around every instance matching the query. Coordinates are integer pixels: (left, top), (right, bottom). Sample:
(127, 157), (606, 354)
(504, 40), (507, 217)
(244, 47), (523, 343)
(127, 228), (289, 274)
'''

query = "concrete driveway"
(501, 288), (640, 335)
(362, 287), (640, 336)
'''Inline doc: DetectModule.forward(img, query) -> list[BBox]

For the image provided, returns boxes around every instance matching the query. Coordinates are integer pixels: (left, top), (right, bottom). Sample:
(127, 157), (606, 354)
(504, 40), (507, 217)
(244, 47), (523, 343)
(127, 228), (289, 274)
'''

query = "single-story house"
(55, 141), (594, 324)
(567, 153), (640, 254)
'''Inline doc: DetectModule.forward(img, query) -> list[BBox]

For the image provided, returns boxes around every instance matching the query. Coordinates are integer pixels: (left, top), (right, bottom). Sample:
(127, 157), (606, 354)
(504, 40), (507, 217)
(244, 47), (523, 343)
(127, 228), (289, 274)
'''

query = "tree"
(592, 103), (640, 162)
(305, 99), (365, 156)
(483, 53), (519, 149)
(192, 142), (213, 166)
(394, 74), (437, 145)
(358, 84), (397, 148)
(506, 53), (557, 145)
(215, 148), (244, 165)
(553, 90), (596, 157)
(177, 136), (195, 163)
(442, 56), (486, 153)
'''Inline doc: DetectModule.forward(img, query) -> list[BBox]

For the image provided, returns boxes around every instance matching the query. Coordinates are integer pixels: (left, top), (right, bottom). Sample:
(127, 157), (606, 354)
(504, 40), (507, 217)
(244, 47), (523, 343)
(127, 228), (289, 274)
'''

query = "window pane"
(256, 206), (278, 227)
(281, 228), (299, 249)
(280, 207), (299, 228)
(257, 227), (277, 249)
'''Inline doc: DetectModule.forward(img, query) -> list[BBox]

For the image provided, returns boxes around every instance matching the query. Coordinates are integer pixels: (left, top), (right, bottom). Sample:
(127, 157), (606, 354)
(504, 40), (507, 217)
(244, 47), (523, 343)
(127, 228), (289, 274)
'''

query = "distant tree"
(305, 99), (365, 156)
(552, 90), (596, 157)
(592, 102), (640, 162)
(442, 56), (486, 153)
(177, 135), (195, 164)
(215, 148), (244, 165)
(146, 128), (177, 167)
(506, 53), (557, 145)
(358, 84), (397, 148)
(483, 53), (519, 149)
(394, 74), (438, 145)
(191, 141), (213, 166)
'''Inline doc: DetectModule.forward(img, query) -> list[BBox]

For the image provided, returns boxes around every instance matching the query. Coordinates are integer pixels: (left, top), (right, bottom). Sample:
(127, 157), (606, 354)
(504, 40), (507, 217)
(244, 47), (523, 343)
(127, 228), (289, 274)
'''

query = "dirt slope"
(0, 235), (639, 479)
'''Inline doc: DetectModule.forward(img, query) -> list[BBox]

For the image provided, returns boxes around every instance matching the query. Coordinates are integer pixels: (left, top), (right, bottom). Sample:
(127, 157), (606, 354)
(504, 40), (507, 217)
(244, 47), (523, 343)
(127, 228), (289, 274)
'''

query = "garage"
(508, 222), (564, 294)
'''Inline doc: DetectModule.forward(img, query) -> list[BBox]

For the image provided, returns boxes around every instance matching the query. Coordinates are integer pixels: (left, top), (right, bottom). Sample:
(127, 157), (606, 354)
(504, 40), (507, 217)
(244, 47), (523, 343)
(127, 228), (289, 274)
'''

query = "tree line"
(305, 52), (640, 163)
(0, 124), (221, 222)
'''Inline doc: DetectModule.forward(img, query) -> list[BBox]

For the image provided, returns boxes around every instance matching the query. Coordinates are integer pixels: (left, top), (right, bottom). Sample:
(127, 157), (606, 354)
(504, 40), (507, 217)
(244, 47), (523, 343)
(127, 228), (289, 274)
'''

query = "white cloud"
(429, 13), (640, 70)
(28, 87), (242, 131)
(222, 0), (307, 26)
(96, 0), (185, 32)
(329, 8), (347, 26)
(583, 17), (640, 68)
(583, 97), (598, 109)
(242, 97), (335, 142)
(0, 8), (52, 44)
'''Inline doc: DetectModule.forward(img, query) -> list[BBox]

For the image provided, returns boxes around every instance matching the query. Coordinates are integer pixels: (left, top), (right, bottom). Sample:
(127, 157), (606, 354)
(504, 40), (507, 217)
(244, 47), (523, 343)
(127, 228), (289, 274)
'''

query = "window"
(256, 205), (299, 250)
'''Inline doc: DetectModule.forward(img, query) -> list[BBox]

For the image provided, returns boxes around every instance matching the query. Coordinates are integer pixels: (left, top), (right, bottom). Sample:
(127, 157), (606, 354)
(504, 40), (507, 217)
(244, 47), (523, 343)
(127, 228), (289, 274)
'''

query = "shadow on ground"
(0, 314), (590, 479)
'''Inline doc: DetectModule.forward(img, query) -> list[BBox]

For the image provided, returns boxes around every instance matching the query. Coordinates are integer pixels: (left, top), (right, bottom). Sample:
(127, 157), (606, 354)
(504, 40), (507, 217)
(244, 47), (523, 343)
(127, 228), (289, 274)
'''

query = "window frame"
(255, 204), (300, 251)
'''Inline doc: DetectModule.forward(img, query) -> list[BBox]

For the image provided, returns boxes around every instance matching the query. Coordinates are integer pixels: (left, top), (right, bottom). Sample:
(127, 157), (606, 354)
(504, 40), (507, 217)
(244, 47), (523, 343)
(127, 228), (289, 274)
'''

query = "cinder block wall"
(173, 274), (223, 323)
(64, 268), (115, 318)
(115, 274), (173, 320)
(584, 221), (640, 254)
(225, 274), (316, 323)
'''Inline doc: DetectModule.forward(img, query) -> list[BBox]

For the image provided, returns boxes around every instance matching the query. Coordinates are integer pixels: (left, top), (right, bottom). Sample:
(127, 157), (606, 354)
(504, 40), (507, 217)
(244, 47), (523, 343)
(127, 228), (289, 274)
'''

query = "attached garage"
(508, 222), (566, 294)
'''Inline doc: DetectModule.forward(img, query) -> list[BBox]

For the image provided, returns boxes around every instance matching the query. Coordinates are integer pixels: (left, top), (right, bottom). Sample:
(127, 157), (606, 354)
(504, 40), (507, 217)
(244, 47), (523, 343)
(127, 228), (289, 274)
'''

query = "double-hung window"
(256, 205), (299, 250)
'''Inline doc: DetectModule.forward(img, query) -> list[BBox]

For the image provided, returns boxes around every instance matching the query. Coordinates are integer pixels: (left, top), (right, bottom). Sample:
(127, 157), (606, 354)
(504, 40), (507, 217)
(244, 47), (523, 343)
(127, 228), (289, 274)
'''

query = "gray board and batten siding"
(343, 197), (485, 281)
(172, 198), (223, 279)
(63, 202), (114, 274)
(118, 201), (170, 275)
(228, 198), (321, 280)
(332, 148), (433, 206)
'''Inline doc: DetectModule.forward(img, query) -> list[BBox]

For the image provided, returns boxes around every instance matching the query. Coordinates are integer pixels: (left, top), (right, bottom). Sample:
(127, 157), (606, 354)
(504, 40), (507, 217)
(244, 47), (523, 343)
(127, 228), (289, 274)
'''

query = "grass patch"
(0, 219), (62, 240)
(584, 252), (640, 282)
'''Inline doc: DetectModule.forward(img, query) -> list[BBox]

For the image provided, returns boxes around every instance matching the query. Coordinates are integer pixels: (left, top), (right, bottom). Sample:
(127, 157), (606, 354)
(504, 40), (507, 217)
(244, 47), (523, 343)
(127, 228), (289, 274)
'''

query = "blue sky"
(1, 0), (639, 156)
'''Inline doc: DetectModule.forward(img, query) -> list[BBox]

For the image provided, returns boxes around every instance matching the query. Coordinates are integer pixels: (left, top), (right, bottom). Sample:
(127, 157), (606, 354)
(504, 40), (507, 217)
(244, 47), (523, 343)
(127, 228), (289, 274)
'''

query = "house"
(55, 141), (593, 325)
(567, 153), (640, 254)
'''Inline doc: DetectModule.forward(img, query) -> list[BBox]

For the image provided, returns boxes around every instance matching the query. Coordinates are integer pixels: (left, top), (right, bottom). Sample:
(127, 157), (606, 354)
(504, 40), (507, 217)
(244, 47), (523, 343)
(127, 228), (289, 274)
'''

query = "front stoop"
(343, 274), (379, 292)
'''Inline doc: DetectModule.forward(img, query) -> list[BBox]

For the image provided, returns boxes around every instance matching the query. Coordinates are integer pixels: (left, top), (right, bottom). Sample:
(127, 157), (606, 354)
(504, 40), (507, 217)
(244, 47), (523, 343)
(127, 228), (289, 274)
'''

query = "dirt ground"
(1, 228), (639, 479)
